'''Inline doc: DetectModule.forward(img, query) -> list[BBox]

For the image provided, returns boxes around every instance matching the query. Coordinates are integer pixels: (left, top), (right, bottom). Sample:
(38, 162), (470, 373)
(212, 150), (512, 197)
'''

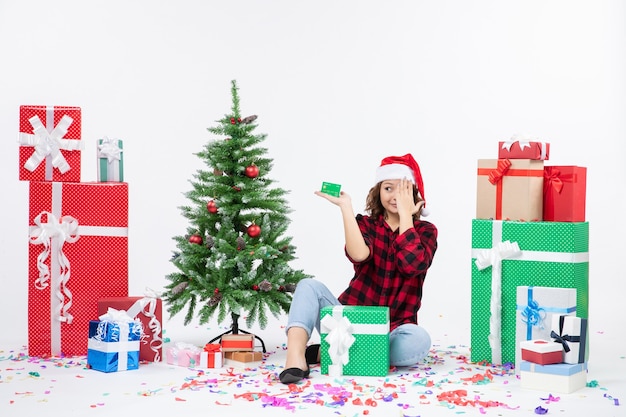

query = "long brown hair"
(365, 181), (423, 220)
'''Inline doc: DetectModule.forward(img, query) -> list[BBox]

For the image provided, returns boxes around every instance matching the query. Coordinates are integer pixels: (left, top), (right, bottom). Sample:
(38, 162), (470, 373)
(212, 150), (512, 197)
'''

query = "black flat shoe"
(279, 366), (310, 384)
(305, 344), (321, 365)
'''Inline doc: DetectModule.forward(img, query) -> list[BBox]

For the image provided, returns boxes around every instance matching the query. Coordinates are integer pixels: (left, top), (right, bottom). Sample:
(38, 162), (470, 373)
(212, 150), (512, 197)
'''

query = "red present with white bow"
(18, 105), (83, 182)
(97, 293), (163, 362)
(27, 181), (129, 357)
(543, 166), (587, 222)
(498, 135), (550, 160)
(520, 339), (563, 365)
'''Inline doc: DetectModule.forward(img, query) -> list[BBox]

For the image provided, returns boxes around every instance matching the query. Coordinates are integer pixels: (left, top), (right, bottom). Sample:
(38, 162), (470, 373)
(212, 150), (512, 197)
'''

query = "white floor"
(1, 314), (624, 417)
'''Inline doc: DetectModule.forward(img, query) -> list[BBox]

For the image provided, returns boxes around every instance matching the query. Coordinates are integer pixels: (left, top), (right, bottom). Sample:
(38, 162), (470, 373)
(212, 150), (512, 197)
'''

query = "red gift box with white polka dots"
(27, 181), (129, 357)
(18, 105), (82, 182)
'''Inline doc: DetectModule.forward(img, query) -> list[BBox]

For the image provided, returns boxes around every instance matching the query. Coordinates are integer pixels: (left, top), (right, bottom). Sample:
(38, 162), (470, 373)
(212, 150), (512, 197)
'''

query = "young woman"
(279, 153), (438, 384)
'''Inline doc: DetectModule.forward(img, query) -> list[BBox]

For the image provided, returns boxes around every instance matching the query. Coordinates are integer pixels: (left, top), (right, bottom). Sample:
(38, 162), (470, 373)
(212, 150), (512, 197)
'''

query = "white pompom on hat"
(375, 153), (430, 216)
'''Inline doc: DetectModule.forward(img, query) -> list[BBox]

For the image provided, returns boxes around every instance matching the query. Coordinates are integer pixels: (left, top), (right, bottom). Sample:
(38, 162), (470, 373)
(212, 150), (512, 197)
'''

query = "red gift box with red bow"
(543, 166), (587, 222)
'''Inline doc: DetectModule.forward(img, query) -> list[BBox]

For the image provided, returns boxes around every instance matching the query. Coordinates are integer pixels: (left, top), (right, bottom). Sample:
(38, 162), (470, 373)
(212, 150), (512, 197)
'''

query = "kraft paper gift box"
(520, 361), (587, 394)
(520, 340), (563, 365)
(224, 351), (262, 364)
(543, 166), (587, 222)
(27, 181), (129, 357)
(515, 286), (576, 369)
(97, 137), (124, 182)
(498, 139), (550, 160)
(320, 305), (390, 377)
(470, 219), (589, 365)
(87, 309), (142, 373)
(18, 105), (82, 182)
(476, 159), (544, 221)
(221, 334), (255, 352)
(98, 295), (163, 362)
(200, 344), (223, 368)
(166, 342), (202, 367)
(550, 315), (588, 364)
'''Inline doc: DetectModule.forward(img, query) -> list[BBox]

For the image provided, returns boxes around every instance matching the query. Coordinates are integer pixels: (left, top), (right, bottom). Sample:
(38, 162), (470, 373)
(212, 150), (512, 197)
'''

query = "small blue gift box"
(87, 319), (141, 373)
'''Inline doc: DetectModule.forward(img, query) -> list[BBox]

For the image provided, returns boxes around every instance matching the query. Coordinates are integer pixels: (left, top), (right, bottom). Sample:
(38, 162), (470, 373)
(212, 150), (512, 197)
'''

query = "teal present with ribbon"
(320, 305), (389, 377)
(97, 137), (124, 182)
(87, 308), (142, 372)
(515, 286), (577, 370)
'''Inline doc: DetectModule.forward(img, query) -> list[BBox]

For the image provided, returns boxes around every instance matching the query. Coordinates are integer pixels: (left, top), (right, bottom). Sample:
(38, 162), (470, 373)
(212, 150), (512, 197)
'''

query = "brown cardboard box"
(476, 159), (544, 221)
(224, 351), (263, 363)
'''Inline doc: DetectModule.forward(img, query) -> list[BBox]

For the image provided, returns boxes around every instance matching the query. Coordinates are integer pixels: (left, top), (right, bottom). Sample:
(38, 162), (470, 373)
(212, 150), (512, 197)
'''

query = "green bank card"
(321, 182), (341, 197)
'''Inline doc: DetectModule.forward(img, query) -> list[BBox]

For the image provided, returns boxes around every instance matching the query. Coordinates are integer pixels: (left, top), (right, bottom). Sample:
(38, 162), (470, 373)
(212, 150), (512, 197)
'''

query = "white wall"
(1, 0), (624, 347)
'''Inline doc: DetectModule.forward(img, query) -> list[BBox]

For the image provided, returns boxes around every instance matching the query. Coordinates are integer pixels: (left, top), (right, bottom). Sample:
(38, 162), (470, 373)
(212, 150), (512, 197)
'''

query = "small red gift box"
(521, 339), (563, 365)
(476, 159), (544, 221)
(543, 166), (587, 222)
(220, 334), (254, 352)
(27, 181), (129, 357)
(498, 138), (550, 160)
(97, 296), (163, 362)
(18, 105), (82, 182)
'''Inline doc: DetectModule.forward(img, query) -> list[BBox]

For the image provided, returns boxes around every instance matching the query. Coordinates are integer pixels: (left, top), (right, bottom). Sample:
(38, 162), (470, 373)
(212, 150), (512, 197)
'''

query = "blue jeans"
(286, 278), (431, 367)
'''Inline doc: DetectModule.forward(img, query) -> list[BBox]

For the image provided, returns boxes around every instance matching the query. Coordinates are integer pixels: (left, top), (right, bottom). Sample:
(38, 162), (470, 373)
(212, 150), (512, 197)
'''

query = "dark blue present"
(87, 320), (141, 372)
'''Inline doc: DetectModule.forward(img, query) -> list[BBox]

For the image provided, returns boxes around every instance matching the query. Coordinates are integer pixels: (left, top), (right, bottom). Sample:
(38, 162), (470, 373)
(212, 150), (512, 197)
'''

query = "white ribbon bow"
(95, 308), (142, 371)
(125, 288), (164, 361)
(98, 137), (122, 163)
(321, 306), (356, 377)
(501, 134), (537, 152)
(18, 115), (81, 174)
(29, 211), (80, 324)
(474, 240), (521, 365)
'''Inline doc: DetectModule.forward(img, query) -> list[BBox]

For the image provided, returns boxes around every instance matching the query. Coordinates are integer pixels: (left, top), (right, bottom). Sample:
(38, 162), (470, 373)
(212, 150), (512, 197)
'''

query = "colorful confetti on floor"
(1, 343), (623, 416)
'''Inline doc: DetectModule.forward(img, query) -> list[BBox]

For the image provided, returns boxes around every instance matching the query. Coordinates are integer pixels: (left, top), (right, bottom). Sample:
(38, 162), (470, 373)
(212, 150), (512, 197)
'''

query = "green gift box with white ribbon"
(320, 305), (390, 377)
(470, 219), (589, 365)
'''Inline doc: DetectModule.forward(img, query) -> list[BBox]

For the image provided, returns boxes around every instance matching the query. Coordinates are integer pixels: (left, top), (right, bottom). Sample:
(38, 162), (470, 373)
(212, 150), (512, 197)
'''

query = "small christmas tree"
(164, 80), (310, 335)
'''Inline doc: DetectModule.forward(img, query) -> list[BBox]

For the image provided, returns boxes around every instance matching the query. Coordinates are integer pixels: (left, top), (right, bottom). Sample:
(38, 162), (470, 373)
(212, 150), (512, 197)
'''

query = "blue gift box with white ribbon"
(87, 308), (142, 373)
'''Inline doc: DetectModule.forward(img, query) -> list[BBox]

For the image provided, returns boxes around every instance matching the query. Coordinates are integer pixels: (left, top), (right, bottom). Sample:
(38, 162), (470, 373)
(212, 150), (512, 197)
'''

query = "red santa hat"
(375, 153), (429, 216)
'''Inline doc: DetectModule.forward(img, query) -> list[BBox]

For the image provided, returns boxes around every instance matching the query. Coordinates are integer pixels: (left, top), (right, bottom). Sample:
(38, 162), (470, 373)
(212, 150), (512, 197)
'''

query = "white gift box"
(551, 315), (588, 364)
(520, 361), (587, 394)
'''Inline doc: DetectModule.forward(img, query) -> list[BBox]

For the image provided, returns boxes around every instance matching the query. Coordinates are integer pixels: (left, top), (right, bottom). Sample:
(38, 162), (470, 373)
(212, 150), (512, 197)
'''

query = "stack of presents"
(17, 104), (265, 373)
(471, 136), (589, 393)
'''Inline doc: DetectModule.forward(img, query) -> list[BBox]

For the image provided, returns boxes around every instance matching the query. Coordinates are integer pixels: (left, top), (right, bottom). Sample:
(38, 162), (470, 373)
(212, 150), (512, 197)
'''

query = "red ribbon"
(488, 159), (512, 185)
(543, 168), (564, 194)
(204, 343), (221, 352)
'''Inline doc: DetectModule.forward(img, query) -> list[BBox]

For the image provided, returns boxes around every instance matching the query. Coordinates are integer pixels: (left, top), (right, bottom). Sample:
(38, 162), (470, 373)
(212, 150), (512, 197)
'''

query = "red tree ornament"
(189, 234), (203, 245)
(252, 284), (259, 291)
(247, 224), (261, 238)
(245, 164), (259, 178)
(207, 200), (218, 214)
